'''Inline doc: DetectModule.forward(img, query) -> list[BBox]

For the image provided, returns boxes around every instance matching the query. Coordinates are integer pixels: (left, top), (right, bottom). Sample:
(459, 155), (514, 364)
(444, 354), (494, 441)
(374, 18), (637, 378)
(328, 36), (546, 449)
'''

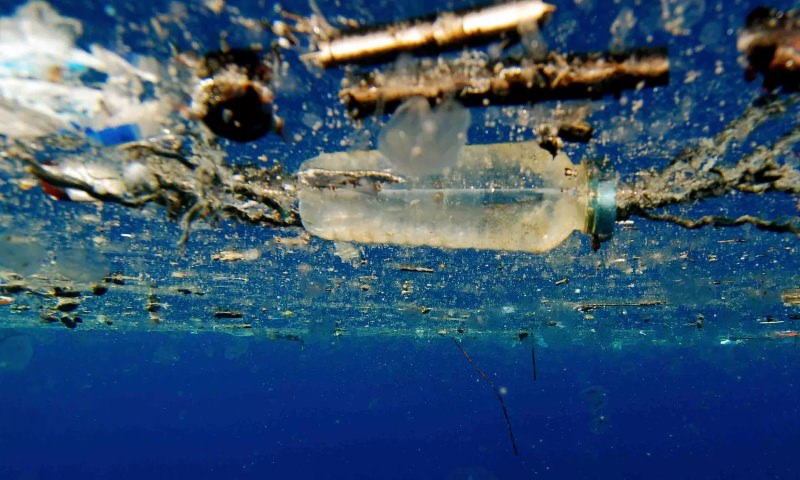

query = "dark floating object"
(92, 284), (108, 296)
(60, 316), (82, 329)
(176, 287), (204, 296)
(191, 48), (283, 142)
(52, 286), (81, 298)
(146, 293), (161, 313)
(214, 310), (244, 319)
(738, 7), (800, 91)
(104, 273), (125, 285)
(200, 87), (276, 142)
(55, 298), (80, 312)
(538, 121), (594, 156)
(1, 283), (27, 294)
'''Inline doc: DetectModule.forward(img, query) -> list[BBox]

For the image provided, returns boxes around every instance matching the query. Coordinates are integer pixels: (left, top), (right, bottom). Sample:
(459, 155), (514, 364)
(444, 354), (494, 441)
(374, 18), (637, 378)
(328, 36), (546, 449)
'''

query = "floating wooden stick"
(302, 1), (555, 68)
(340, 47), (669, 117)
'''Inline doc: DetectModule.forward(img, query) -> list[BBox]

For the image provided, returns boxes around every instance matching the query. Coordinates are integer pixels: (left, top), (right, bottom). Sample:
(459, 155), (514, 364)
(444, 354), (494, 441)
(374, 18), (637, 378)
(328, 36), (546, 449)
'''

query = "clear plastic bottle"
(298, 141), (615, 253)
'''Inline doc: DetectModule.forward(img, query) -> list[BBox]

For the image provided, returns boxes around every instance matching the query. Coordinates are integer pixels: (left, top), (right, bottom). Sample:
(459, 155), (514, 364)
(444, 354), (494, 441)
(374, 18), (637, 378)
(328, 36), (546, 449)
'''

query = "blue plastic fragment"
(86, 123), (142, 145)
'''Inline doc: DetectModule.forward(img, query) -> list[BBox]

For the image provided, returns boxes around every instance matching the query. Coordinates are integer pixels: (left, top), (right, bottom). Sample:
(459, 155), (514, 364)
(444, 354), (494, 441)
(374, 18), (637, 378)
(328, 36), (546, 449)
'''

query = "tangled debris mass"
(7, 134), (300, 245)
(617, 94), (800, 235)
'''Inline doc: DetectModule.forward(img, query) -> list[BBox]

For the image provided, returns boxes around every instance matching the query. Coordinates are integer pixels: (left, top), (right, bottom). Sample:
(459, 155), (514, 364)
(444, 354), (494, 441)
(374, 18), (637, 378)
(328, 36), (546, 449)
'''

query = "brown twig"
(341, 48), (669, 117)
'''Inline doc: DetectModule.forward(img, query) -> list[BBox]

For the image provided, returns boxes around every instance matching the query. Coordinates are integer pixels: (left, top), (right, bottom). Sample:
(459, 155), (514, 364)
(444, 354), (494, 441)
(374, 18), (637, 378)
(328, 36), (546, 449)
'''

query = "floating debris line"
(8, 88), (800, 249)
(6, 134), (301, 245)
(1, 3), (798, 251)
(575, 300), (666, 313)
(617, 94), (800, 236)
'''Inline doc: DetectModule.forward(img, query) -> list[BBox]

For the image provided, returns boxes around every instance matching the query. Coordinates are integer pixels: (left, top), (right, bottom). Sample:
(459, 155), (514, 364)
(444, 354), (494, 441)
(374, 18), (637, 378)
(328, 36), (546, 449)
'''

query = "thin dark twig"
(178, 202), (204, 245)
(451, 337), (518, 456)
(531, 346), (537, 382)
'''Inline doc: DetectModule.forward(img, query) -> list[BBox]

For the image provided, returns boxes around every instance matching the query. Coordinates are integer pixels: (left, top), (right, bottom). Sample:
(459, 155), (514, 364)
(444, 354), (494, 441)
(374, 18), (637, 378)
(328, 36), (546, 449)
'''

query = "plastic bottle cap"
(587, 178), (616, 237)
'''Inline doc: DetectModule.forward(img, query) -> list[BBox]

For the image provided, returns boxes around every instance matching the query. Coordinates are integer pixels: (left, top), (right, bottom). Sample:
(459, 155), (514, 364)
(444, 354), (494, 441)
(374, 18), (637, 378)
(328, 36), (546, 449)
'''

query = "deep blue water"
(3, 332), (800, 479)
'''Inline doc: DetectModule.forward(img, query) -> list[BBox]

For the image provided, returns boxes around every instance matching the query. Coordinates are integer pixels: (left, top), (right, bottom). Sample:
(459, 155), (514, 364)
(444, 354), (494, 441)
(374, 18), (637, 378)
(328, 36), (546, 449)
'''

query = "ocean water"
(1, 0), (799, 478)
(3, 332), (800, 479)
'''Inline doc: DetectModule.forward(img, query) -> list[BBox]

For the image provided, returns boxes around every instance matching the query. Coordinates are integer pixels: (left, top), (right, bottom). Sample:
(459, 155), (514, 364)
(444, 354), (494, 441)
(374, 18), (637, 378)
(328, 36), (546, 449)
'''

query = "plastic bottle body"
(299, 141), (609, 253)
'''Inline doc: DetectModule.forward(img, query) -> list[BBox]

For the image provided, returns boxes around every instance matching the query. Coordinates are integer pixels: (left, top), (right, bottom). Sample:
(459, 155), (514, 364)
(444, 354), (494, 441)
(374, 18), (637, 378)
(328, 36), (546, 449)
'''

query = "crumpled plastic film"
(0, 1), (166, 143)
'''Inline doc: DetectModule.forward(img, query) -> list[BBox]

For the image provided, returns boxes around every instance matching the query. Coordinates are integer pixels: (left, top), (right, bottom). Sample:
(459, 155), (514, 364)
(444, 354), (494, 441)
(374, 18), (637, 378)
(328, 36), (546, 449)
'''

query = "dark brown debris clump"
(190, 48), (283, 142)
(738, 7), (800, 92)
(214, 310), (244, 319)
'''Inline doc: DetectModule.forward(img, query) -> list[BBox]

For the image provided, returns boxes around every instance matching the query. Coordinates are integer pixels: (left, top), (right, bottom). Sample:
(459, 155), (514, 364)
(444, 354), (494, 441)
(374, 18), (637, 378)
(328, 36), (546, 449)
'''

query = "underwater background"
(3, 332), (800, 479)
(1, 0), (799, 478)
